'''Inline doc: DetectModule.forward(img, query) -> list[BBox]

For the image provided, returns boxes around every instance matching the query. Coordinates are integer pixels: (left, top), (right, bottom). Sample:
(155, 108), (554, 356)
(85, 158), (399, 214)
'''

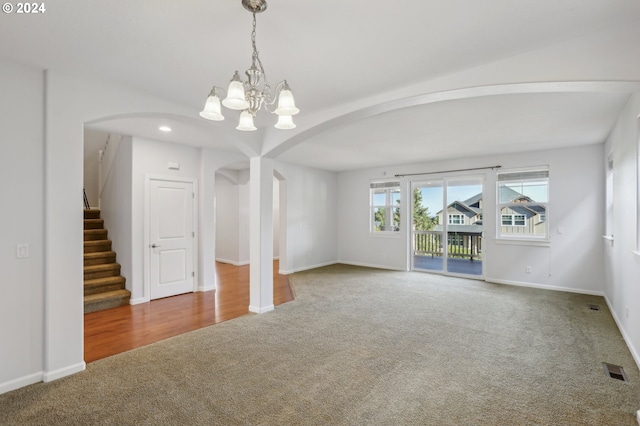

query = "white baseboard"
(279, 260), (340, 275)
(249, 304), (274, 314)
(0, 371), (43, 395)
(43, 361), (85, 382)
(129, 297), (149, 305)
(337, 260), (406, 272)
(485, 278), (605, 297)
(604, 295), (640, 373)
(636, 409), (640, 425)
(215, 258), (249, 266)
(197, 285), (216, 292)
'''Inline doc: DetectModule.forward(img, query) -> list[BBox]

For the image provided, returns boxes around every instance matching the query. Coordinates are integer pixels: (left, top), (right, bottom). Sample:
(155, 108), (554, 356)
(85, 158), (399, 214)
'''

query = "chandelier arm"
(263, 80), (287, 112)
(211, 86), (226, 96)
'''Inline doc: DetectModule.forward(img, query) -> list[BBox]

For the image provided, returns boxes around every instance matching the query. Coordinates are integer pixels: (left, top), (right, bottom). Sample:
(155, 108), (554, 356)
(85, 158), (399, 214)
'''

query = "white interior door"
(149, 179), (194, 300)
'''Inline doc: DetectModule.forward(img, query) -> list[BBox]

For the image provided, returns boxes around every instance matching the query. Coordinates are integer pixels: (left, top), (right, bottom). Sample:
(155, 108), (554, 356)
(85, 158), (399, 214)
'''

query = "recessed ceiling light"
(159, 126), (172, 132)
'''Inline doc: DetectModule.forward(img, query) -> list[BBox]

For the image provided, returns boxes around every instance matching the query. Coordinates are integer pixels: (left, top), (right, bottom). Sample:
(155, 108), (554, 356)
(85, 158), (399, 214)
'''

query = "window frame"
(501, 214), (526, 227)
(370, 180), (401, 234)
(496, 167), (549, 241)
(448, 214), (464, 225)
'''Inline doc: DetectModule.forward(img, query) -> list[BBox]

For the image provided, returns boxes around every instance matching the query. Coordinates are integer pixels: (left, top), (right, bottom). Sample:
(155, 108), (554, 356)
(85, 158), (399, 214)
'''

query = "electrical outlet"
(16, 243), (29, 259)
(525, 266), (532, 274)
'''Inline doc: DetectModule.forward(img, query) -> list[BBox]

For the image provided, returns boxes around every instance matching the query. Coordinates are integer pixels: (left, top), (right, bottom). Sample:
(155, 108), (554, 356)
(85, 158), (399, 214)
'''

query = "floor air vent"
(603, 363), (628, 382)
(588, 304), (601, 311)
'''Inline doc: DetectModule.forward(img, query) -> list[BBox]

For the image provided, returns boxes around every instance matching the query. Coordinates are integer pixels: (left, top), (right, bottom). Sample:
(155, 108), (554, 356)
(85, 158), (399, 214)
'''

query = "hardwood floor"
(84, 261), (294, 363)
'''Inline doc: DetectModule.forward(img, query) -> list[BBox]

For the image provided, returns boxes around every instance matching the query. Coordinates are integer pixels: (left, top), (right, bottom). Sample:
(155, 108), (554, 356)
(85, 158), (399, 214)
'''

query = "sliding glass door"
(412, 181), (444, 272)
(412, 177), (483, 277)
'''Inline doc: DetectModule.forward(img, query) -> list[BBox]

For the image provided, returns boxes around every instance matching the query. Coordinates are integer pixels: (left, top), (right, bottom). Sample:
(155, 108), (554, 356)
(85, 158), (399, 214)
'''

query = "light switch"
(16, 243), (29, 259)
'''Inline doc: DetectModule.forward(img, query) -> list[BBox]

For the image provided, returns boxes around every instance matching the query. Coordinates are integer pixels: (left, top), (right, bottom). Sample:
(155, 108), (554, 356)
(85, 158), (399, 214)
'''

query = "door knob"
(151, 244), (161, 248)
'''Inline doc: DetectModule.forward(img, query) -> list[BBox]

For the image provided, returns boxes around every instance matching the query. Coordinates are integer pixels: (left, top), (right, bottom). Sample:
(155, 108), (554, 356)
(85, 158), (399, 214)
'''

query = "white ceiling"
(1, 0), (640, 171)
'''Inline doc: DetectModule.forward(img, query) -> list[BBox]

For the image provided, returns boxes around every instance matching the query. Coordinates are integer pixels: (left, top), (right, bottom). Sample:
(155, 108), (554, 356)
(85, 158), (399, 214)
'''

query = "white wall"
(83, 129), (123, 209)
(337, 144), (605, 294)
(199, 149), (248, 291)
(83, 129), (107, 207)
(100, 136), (133, 294)
(238, 171), (250, 264)
(100, 138), (250, 300)
(275, 161), (339, 273)
(0, 59), (44, 393)
(273, 178), (280, 258)
(215, 172), (297, 266)
(0, 63), (243, 394)
(603, 93), (640, 367)
(129, 137), (202, 302)
(215, 174), (240, 264)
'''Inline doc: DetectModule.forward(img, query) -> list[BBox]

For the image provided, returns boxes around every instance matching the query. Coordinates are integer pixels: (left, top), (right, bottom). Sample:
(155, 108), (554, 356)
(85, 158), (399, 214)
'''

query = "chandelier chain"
(251, 13), (270, 96)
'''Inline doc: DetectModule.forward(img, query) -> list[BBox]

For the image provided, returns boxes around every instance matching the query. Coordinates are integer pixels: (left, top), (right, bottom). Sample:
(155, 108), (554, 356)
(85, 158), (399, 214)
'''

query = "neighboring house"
(429, 193), (484, 260)
(429, 187), (546, 258)
(497, 186), (547, 237)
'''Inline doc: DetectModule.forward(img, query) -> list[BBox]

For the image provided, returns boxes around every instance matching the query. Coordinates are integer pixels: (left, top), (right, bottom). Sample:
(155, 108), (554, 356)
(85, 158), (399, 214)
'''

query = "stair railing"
(83, 188), (90, 210)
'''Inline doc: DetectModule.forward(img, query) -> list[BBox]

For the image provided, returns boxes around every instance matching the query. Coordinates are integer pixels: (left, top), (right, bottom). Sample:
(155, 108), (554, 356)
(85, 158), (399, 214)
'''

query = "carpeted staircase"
(84, 209), (130, 313)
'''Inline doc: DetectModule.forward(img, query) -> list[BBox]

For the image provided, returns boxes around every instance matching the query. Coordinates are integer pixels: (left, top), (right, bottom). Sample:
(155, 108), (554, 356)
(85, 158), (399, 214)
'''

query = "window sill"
(495, 238), (550, 247)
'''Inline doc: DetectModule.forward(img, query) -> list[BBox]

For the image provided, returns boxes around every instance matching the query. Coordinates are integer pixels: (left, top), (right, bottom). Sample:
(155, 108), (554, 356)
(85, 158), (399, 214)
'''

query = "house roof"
(444, 201), (479, 217)
(462, 193), (482, 206)
(498, 186), (533, 203)
(437, 187), (545, 219)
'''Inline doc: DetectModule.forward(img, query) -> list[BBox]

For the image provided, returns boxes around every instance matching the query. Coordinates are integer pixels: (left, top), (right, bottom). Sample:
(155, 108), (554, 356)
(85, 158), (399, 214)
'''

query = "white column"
(249, 156), (274, 313)
(198, 149), (216, 292)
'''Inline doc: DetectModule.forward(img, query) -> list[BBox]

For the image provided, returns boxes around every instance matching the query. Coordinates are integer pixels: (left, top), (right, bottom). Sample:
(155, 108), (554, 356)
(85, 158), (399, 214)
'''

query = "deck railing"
(413, 231), (482, 261)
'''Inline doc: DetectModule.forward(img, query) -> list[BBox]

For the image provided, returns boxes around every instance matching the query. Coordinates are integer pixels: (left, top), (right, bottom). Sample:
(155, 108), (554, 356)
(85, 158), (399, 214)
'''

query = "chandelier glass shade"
(199, 0), (299, 131)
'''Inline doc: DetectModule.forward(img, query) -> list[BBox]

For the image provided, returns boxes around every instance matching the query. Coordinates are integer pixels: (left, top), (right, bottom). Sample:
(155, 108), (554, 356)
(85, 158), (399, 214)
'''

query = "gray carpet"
(1, 264), (638, 425)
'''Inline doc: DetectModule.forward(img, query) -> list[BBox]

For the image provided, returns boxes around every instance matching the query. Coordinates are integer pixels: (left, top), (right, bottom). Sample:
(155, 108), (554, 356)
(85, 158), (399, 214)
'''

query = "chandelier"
(199, 0), (299, 131)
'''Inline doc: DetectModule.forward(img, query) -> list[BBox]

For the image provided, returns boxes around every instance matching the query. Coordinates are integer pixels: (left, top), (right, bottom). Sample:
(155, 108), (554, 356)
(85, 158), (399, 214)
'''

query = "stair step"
(84, 263), (121, 280)
(84, 229), (108, 241)
(84, 251), (116, 266)
(82, 208), (130, 314)
(84, 209), (101, 220)
(84, 276), (126, 296)
(84, 289), (131, 314)
(84, 240), (112, 253)
(84, 218), (104, 230)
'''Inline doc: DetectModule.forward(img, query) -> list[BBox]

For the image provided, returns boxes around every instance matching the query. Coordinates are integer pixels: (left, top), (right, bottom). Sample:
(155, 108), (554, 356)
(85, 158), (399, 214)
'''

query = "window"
(449, 234), (464, 247)
(448, 214), (463, 225)
(497, 168), (549, 240)
(370, 180), (401, 233)
(501, 214), (526, 226)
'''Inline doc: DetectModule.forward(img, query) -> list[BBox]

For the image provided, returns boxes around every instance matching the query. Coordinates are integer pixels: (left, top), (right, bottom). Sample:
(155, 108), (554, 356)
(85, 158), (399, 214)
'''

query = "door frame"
(143, 174), (199, 302)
